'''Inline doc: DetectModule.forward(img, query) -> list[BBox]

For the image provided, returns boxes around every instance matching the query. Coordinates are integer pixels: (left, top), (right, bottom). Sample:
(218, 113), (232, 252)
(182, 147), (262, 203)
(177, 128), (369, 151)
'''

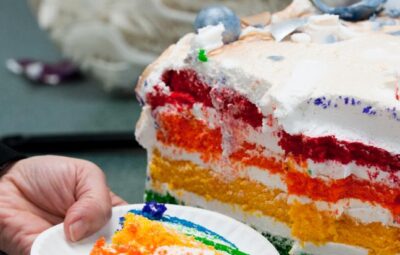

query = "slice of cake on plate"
(135, 0), (400, 254)
(90, 202), (247, 255)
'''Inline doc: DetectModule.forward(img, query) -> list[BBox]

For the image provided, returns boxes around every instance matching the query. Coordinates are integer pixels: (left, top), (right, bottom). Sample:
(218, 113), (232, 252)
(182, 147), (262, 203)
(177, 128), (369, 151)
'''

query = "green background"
(0, 1), (147, 203)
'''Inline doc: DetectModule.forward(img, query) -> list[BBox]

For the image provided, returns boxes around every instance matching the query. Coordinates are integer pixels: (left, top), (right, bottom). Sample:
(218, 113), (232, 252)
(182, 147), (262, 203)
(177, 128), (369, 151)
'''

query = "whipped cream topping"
(295, 14), (355, 43)
(192, 24), (225, 52)
(135, 106), (157, 149)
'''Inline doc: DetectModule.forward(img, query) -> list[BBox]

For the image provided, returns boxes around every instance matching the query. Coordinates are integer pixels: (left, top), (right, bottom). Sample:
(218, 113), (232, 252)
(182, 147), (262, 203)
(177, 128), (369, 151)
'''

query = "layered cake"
(135, 0), (400, 254)
(90, 203), (247, 255)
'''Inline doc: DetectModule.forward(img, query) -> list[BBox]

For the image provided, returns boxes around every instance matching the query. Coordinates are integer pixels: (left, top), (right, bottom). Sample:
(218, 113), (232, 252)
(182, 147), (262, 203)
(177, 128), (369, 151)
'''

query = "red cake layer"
(211, 87), (263, 128)
(162, 69), (212, 107)
(279, 130), (400, 174)
(148, 69), (263, 128)
(287, 171), (400, 216)
(154, 111), (400, 216)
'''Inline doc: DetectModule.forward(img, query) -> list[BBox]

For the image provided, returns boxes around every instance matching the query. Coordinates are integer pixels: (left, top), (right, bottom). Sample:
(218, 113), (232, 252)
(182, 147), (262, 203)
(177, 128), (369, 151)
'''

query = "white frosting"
(191, 103), (220, 129)
(153, 246), (215, 255)
(135, 106), (157, 149)
(307, 160), (400, 188)
(290, 32), (311, 43)
(297, 14), (355, 43)
(268, 59), (328, 117)
(192, 24), (224, 52)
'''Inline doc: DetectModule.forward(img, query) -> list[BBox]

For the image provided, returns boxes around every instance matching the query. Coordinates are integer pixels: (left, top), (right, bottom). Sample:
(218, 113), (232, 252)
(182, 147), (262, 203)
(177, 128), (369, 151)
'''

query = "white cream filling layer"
(153, 145), (399, 227)
(149, 184), (371, 255)
(306, 160), (400, 189)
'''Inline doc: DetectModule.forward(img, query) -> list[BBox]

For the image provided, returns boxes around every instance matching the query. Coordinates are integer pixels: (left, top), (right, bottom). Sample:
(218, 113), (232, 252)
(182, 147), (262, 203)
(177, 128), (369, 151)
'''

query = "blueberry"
(311, 0), (387, 21)
(194, 5), (241, 44)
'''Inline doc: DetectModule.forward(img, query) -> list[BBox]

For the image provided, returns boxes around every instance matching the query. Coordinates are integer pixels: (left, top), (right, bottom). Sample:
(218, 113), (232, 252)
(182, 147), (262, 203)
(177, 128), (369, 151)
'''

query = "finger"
(63, 161), (112, 242)
(110, 191), (127, 206)
(0, 209), (52, 255)
(0, 181), (64, 225)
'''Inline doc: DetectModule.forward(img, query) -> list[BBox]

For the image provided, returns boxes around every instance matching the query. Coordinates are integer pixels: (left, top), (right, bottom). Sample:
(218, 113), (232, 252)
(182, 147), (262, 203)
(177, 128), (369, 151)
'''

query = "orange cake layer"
(155, 112), (400, 216)
(156, 110), (222, 162)
(149, 150), (400, 255)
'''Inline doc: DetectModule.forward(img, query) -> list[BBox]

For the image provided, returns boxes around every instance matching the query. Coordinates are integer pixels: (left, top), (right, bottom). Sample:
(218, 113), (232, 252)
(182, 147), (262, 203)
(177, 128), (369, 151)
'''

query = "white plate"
(31, 204), (278, 255)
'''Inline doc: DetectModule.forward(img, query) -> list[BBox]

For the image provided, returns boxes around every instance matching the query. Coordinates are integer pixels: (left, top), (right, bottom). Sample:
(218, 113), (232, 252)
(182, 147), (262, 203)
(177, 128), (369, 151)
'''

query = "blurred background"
(0, 0), (289, 203)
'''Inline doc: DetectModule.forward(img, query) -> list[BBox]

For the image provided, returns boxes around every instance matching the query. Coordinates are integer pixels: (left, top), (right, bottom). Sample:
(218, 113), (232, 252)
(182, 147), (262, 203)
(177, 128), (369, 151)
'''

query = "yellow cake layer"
(149, 150), (400, 255)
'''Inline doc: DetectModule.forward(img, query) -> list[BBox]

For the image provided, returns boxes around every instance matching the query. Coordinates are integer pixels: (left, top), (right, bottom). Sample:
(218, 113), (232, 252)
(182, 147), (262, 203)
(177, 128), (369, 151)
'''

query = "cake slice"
(135, 1), (400, 254)
(90, 203), (247, 255)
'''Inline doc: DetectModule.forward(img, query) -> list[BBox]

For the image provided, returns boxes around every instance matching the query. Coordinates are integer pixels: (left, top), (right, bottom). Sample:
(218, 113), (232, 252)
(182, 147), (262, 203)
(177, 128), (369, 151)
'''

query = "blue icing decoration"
(363, 105), (373, 113)
(313, 97), (332, 109)
(142, 202), (167, 220)
(310, 95), (400, 120)
(267, 55), (285, 61)
(311, 0), (387, 21)
(130, 209), (237, 248)
(314, 98), (323, 106)
(194, 5), (241, 44)
(362, 106), (377, 115)
(119, 216), (125, 226)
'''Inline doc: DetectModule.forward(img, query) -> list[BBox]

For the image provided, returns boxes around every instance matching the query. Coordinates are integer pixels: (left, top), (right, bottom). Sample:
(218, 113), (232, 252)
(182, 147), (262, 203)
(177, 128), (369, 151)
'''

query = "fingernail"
(69, 220), (88, 242)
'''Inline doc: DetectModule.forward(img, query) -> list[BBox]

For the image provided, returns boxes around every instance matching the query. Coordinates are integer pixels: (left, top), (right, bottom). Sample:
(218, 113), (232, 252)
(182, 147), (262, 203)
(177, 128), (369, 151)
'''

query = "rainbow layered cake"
(135, 0), (400, 254)
(91, 203), (248, 255)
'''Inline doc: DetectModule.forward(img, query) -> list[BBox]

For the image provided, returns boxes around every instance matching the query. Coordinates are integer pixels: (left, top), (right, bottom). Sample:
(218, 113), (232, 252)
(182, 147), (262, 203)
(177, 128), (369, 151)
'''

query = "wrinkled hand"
(0, 156), (127, 255)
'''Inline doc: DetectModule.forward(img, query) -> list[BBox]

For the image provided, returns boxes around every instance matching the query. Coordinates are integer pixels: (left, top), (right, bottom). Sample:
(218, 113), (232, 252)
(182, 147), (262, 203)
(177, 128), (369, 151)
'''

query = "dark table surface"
(0, 0), (147, 203)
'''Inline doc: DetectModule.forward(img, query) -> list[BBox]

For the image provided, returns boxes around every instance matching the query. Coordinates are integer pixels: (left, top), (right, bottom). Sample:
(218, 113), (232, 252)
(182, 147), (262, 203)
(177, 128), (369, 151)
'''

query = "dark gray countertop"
(0, 0), (147, 203)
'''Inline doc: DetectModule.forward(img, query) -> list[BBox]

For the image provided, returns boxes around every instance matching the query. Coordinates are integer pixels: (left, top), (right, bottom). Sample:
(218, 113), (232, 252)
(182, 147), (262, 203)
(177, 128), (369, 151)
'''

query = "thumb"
(63, 161), (112, 242)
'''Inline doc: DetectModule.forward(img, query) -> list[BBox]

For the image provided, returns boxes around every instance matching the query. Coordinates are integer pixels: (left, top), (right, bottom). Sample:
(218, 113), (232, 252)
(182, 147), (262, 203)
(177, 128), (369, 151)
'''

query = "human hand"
(0, 156), (127, 255)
